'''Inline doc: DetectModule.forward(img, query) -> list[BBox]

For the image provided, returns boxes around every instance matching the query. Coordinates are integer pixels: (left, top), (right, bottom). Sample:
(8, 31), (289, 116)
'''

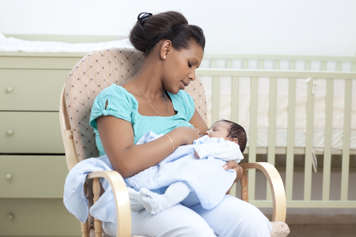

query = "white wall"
(1, 0), (356, 55)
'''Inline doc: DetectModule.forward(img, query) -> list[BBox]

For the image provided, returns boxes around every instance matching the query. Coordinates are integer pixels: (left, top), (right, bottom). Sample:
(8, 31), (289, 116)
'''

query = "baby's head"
(207, 119), (247, 152)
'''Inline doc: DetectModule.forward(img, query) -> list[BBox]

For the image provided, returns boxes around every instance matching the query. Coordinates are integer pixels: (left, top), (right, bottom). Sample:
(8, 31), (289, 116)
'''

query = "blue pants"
(103, 195), (271, 236)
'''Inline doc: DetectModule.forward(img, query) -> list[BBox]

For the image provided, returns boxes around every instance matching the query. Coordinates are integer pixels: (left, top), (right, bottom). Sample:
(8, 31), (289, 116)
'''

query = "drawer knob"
(5, 173), (13, 182)
(8, 212), (15, 221)
(6, 87), (14, 94)
(6, 129), (14, 136)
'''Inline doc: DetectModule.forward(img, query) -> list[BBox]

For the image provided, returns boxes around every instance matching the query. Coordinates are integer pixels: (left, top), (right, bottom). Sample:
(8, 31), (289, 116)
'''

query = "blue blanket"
(63, 132), (241, 224)
(63, 155), (122, 224)
(126, 132), (239, 209)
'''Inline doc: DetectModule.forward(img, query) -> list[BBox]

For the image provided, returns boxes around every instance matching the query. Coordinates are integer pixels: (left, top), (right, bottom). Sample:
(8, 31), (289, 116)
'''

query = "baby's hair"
(130, 11), (205, 55)
(221, 119), (247, 153)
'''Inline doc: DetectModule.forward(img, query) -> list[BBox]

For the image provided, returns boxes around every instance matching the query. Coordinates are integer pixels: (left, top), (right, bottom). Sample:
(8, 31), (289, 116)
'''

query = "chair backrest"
(61, 48), (208, 169)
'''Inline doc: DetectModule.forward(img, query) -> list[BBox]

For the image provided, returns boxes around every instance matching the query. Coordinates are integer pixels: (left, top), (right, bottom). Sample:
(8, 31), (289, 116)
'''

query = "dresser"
(0, 51), (85, 236)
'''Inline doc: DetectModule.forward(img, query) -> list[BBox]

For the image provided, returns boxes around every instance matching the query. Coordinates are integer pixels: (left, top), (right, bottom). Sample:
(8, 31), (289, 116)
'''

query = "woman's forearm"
(112, 130), (183, 177)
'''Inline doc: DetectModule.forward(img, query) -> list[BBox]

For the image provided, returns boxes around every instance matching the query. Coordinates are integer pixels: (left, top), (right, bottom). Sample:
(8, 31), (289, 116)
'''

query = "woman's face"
(162, 40), (204, 94)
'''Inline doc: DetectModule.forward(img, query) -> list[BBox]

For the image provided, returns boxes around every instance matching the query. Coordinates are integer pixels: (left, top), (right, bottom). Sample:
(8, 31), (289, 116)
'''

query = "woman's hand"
(172, 127), (200, 145)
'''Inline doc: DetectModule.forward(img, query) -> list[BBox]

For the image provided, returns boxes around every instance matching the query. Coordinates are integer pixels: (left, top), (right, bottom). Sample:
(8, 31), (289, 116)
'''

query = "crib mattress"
(0, 33), (133, 52)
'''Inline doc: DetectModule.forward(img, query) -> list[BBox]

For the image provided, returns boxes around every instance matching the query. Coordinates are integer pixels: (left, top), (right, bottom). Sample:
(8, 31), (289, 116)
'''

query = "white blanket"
(0, 33), (133, 52)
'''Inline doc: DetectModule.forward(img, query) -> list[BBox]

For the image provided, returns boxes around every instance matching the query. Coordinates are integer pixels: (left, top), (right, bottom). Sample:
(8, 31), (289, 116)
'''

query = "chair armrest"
(88, 170), (131, 237)
(240, 162), (287, 222)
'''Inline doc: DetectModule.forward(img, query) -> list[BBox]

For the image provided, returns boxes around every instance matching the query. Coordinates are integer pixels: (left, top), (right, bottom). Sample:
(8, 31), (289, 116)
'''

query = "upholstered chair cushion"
(64, 48), (207, 161)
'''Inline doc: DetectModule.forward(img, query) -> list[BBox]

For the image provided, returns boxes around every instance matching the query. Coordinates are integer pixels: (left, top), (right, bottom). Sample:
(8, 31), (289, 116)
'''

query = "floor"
(289, 224), (356, 237)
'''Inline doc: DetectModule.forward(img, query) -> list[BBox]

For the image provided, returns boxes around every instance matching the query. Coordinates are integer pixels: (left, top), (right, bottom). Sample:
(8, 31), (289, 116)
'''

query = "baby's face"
(207, 121), (231, 139)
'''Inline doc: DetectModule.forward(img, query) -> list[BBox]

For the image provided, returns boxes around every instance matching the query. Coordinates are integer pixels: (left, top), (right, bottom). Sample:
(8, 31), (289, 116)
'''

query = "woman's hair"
(129, 11), (205, 55)
(221, 119), (247, 153)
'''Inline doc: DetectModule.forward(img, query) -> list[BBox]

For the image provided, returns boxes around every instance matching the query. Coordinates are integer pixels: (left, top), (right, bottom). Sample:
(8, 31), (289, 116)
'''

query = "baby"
(127, 119), (247, 215)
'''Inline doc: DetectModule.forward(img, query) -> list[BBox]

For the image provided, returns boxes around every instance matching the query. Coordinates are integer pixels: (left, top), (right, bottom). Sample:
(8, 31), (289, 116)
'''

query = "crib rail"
(196, 68), (356, 209)
(202, 54), (356, 72)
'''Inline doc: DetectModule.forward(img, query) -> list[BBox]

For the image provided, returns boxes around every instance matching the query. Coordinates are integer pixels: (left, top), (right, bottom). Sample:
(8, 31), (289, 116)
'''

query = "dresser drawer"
(0, 111), (64, 153)
(0, 156), (68, 198)
(0, 69), (68, 111)
(0, 198), (80, 236)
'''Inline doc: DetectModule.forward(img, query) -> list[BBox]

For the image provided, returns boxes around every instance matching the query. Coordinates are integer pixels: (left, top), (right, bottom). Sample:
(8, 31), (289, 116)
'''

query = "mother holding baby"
(89, 10), (271, 237)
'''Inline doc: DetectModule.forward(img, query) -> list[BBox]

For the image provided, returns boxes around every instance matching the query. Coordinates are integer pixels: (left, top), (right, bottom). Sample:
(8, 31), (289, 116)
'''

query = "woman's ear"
(159, 40), (172, 60)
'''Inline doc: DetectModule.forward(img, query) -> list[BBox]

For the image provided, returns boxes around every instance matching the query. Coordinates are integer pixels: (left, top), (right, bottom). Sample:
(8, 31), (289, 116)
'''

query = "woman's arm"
(189, 110), (208, 136)
(97, 116), (198, 178)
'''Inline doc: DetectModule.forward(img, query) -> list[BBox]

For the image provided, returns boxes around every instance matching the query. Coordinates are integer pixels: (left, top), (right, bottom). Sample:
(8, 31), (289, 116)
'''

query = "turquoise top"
(89, 84), (195, 156)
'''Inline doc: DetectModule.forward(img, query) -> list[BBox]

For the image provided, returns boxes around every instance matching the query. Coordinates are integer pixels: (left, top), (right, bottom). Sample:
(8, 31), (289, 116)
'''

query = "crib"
(197, 54), (356, 210)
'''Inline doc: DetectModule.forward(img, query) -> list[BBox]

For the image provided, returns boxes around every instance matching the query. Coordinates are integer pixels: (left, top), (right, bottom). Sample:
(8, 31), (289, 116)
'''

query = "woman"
(90, 11), (271, 237)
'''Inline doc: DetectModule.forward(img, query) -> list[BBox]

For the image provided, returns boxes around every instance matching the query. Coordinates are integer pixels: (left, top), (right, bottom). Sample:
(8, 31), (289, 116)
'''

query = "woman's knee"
(237, 211), (271, 237)
(196, 195), (271, 237)
(132, 205), (216, 237)
(159, 207), (216, 237)
(165, 220), (216, 237)
(232, 200), (272, 237)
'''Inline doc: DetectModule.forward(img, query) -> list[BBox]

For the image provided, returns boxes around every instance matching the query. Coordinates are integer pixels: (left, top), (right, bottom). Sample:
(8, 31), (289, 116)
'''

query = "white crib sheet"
(0, 33), (133, 52)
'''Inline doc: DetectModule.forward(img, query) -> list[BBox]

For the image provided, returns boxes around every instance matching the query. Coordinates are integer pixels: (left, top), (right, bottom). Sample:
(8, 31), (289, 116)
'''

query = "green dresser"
(0, 52), (85, 236)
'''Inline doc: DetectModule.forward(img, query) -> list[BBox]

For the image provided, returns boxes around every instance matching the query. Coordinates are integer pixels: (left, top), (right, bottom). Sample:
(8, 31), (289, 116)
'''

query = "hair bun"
(137, 12), (152, 26)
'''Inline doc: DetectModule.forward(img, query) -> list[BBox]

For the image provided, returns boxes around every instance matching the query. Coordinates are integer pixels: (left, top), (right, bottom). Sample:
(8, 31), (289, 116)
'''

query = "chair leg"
(81, 222), (89, 237)
(93, 178), (103, 237)
(241, 167), (248, 201)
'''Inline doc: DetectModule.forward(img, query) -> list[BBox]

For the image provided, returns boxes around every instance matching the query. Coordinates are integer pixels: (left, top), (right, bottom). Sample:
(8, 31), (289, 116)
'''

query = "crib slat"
(225, 60), (239, 123)
(225, 59), (232, 69)
(289, 60), (296, 70)
(266, 77), (277, 200)
(286, 78), (296, 201)
(248, 77), (258, 201)
(304, 60), (311, 71)
(321, 61), (327, 71)
(209, 59), (216, 68)
(305, 79), (314, 201)
(267, 61), (280, 199)
(211, 78), (220, 123)
(336, 62), (343, 72)
(322, 79), (334, 200)
(210, 61), (220, 123)
(341, 79), (352, 200)
(352, 61), (356, 72)
(242, 59), (248, 69)
(257, 59), (264, 70)
(231, 77), (239, 122)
